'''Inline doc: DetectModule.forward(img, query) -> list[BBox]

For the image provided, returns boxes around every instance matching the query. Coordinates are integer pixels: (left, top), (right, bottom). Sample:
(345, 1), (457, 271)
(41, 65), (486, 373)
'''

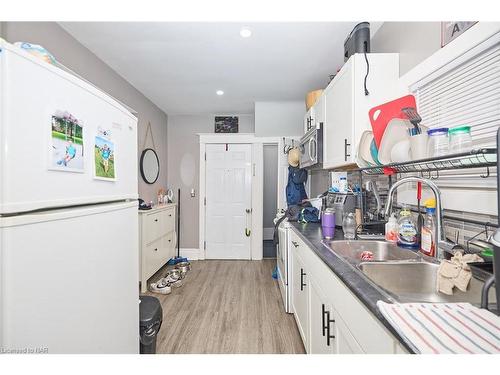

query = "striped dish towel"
(377, 301), (500, 354)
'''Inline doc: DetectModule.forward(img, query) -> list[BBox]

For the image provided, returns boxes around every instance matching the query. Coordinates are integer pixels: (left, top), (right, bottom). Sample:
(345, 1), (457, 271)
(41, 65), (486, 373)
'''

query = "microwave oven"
(299, 123), (323, 168)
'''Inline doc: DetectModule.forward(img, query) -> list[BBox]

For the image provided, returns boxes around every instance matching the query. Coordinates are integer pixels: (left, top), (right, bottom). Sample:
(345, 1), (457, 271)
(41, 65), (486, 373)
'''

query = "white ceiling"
(60, 22), (381, 115)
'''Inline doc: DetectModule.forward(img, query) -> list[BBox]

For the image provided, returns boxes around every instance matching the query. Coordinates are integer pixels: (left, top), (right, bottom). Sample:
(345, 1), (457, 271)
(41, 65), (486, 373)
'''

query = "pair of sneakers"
(149, 271), (182, 295)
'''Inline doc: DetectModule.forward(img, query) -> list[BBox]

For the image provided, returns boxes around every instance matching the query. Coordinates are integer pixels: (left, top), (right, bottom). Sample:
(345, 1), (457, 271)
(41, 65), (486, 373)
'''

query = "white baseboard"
(180, 248), (203, 260)
(263, 227), (274, 241)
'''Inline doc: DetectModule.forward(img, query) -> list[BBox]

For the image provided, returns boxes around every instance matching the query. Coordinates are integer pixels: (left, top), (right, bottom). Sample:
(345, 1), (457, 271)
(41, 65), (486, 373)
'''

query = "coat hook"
(480, 166), (490, 178)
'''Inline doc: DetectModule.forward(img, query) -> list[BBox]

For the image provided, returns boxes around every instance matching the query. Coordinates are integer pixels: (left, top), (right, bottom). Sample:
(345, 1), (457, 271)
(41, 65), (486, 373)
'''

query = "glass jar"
(427, 128), (449, 157)
(448, 125), (472, 153)
(342, 212), (356, 240)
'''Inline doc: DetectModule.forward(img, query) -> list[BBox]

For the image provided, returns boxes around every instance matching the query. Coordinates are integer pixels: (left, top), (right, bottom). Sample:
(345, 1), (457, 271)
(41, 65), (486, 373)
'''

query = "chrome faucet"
(384, 176), (452, 259)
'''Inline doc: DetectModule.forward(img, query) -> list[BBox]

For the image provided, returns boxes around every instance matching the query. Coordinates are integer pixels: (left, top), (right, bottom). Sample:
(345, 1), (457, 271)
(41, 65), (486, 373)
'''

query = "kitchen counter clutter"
(288, 222), (499, 354)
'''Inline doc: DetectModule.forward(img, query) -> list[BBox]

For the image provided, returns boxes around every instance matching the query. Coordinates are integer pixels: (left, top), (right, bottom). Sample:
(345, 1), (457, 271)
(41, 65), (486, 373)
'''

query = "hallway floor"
(145, 259), (305, 354)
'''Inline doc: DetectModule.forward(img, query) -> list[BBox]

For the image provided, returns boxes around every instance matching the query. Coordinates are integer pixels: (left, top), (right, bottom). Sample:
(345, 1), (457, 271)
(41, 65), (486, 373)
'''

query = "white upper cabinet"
(303, 107), (315, 133)
(321, 53), (403, 169)
(304, 95), (326, 134)
(313, 94), (326, 130)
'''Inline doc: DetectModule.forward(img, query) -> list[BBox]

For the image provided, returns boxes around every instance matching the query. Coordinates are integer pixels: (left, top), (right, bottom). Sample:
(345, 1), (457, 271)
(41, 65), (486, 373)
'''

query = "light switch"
(190, 188), (196, 197)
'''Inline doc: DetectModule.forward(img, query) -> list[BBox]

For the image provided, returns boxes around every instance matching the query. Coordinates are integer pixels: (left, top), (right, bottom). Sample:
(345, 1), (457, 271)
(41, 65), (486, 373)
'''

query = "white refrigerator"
(0, 40), (140, 353)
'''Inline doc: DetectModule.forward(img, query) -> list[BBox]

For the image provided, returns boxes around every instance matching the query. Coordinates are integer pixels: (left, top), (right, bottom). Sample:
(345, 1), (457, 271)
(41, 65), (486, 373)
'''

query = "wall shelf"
(357, 148), (497, 176)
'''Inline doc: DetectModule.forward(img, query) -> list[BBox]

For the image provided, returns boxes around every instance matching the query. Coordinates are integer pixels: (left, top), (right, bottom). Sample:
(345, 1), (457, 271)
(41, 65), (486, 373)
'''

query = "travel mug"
(321, 209), (336, 239)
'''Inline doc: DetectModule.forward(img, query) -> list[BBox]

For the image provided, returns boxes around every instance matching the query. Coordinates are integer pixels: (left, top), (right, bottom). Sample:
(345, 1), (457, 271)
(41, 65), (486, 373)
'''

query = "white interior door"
(205, 144), (252, 259)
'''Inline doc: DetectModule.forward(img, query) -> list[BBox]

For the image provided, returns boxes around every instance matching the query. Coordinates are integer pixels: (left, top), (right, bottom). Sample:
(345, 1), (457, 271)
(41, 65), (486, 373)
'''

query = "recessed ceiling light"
(240, 27), (252, 38)
(216, 90), (224, 96)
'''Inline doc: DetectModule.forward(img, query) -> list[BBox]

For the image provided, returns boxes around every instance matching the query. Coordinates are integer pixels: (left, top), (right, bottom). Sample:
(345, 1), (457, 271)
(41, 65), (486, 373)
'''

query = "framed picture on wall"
(441, 21), (477, 47)
(215, 116), (239, 133)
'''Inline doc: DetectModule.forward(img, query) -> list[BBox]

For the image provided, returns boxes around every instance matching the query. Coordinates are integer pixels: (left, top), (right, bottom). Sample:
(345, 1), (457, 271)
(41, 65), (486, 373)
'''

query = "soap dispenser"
(420, 198), (437, 257)
(397, 204), (419, 249)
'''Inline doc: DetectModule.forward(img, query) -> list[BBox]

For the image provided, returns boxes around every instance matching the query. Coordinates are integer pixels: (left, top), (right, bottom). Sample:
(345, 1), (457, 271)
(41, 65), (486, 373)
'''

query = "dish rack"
(357, 148), (497, 176)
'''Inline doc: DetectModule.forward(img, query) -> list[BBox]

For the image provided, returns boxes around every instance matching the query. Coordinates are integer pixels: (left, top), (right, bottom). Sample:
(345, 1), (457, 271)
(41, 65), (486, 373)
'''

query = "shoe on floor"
(149, 279), (172, 295)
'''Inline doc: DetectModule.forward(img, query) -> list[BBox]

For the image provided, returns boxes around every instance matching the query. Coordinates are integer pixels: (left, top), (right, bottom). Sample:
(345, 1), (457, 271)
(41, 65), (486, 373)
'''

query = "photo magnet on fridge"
(94, 132), (116, 181)
(49, 111), (85, 173)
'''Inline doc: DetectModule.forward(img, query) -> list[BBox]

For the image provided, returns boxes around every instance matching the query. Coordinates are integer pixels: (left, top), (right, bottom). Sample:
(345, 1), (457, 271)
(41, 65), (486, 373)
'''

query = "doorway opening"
(263, 144), (278, 258)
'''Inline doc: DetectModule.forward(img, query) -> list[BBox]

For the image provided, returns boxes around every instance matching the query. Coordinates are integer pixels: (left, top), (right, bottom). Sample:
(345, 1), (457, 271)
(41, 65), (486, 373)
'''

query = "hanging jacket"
(286, 166), (308, 207)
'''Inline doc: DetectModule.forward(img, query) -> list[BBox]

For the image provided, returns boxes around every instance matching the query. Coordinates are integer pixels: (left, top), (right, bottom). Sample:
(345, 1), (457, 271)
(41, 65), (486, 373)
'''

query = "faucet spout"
(384, 176), (447, 258)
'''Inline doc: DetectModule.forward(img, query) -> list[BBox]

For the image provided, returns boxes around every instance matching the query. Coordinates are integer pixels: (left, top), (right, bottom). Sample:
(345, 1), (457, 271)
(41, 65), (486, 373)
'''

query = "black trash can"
(139, 295), (163, 354)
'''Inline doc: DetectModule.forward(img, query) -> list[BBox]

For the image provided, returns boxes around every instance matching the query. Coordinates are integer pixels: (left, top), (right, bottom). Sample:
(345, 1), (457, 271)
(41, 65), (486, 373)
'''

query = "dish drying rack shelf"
(357, 148), (497, 176)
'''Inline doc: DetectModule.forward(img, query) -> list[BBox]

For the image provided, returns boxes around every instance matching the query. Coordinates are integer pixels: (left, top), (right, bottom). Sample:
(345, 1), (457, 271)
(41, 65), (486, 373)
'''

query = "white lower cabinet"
(291, 241), (309, 350)
(335, 314), (364, 354)
(290, 228), (406, 354)
(139, 204), (177, 292)
(309, 279), (336, 353)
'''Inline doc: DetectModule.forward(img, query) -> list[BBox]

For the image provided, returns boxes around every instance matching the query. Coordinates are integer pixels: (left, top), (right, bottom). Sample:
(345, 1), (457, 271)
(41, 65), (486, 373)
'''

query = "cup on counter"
(321, 208), (336, 239)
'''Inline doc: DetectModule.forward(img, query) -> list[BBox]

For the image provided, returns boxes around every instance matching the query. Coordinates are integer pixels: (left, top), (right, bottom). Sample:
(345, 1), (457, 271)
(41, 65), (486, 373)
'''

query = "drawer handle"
(169, 214), (172, 217)
(168, 239), (171, 242)
(154, 248), (158, 252)
(326, 310), (335, 346)
(344, 138), (351, 162)
(291, 241), (299, 248)
(154, 219), (158, 222)
(322, 304), (327, 337)
(300, 268), (306, 291)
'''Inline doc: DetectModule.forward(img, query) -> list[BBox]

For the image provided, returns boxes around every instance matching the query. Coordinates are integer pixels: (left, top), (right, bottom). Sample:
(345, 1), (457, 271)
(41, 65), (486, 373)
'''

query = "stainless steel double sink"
(322, 240), (496, 305)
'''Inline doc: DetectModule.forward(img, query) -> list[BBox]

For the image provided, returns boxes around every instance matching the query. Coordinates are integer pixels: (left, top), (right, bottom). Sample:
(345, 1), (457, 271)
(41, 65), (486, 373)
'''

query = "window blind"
(415, 41), (500, 147)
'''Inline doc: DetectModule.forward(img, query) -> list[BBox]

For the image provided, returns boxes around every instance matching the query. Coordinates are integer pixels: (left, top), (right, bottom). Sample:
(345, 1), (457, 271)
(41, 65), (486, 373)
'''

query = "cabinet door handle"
(322, 304), (327, 337)
(154, 248), (158, 252)
(291, 240), (299, 248)
(326, 310), (336, 346)
(169, 214), (172, 217)
(154, 219), (158, 222)
(344, 138), (351, 162)
(300, 268), (306, 291)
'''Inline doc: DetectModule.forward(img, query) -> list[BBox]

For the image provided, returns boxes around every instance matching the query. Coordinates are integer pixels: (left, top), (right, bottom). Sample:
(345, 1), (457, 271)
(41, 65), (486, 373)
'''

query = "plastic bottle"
(397, 205), (418, 249)
(385, 213), (398, 243)
(342, 212), (356, 240)
(420, 198), (437, 257)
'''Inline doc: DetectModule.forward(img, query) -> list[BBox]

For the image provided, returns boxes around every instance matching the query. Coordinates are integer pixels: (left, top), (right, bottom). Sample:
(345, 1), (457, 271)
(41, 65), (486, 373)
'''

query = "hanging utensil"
(402, 107), (422, 135)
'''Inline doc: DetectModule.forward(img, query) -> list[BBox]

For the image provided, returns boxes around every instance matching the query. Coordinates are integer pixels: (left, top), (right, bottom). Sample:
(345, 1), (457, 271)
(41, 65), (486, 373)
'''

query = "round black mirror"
(140, 148), (160, 184)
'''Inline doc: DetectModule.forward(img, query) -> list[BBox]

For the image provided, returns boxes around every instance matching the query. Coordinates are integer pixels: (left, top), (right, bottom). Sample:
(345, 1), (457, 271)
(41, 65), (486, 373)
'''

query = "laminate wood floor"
(145, 259), (305, 354)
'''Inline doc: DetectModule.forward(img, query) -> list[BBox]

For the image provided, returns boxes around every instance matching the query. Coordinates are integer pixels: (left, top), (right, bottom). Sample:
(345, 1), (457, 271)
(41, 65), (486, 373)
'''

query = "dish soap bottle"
(420, 198), (437, 257)
(385, 213), (398, 243)
(397, 205), (418, 249)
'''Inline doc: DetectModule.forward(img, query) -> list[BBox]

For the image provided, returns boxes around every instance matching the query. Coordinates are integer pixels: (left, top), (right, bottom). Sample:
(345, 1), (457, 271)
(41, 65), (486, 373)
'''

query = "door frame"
(198, 133), (281, 260)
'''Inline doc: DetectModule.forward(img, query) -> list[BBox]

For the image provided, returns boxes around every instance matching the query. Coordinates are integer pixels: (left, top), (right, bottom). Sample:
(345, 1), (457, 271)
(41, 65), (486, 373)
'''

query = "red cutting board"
(369, 95), (416, 148)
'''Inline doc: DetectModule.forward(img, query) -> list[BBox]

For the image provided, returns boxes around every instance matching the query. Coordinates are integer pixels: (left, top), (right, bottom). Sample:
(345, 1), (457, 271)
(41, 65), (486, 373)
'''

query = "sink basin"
(359, 261), (497, 304)
(322, 240), (421, 264)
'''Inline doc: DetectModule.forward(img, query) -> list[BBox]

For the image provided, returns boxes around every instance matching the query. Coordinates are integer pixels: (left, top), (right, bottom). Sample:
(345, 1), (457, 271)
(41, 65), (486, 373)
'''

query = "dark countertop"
(289, 222), (418, 354)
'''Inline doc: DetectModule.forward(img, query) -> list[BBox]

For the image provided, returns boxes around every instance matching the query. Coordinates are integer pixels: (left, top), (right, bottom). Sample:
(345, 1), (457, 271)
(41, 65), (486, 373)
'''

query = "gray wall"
(167, 114), (255, 248)
(255, 101), (305, 137)
(309, 169), (330, 198)
(0, 22), (168, 203)
(263, 145), (278, 231)
(371, 22), (442, 76)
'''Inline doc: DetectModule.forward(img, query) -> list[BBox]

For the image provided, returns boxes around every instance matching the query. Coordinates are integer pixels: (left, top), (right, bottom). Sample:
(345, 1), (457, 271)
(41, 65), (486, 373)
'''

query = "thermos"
(321, 208), (336, 239)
